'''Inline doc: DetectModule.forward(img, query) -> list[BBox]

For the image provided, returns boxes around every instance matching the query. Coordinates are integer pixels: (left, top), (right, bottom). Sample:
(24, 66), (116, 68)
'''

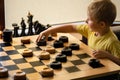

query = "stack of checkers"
(0, 34), (104, 80)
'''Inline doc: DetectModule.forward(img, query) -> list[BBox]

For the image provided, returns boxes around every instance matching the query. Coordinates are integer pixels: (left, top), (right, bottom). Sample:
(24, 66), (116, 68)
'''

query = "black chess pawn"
(27, 12), (34, 35)
(20, 18), (26, 36)
(12, 23), (19, 37)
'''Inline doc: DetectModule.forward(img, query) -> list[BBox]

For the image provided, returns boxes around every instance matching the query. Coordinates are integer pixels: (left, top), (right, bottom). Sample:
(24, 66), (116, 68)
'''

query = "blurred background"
(4, 0), (120, 29)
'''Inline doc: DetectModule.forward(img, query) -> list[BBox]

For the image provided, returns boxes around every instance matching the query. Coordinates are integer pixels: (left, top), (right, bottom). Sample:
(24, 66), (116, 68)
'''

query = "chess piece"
(33, 21), (46, 34)
(3, 29), (13, 43)
(20, 18), (26, 36)
(27, 12), (34, 35)
(12, 23), (19, 37)
(46, 24), (51, 29)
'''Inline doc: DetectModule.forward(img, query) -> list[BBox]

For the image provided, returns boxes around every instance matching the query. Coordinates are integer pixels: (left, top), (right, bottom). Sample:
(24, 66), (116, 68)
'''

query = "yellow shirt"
(76, 24), (120, 59)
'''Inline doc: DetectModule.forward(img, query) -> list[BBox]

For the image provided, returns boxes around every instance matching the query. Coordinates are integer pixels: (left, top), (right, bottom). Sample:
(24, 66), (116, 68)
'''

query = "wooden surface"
(0, 33), (120, 80)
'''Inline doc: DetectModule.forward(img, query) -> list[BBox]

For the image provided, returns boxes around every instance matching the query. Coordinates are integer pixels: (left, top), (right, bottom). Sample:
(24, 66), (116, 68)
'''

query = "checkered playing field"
(0, 33), (120, 80)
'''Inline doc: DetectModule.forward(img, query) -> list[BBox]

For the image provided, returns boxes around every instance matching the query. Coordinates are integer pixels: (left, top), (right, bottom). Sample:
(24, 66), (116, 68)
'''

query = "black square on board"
(65, 66), (80, 73)
(22, 68), (37, 74)
(0, 48), (3, 52)
(30, 61), (44, 67)
(0, 43), (12, 47)
(71, 59), (85, 65)
(5, 50), (19, 55)
(13, 58), (27, 64)
(76, 53), (90, 59)
(5, 65), (19, 70)
(0, 63), (2, 66)
(0, 56), (10, 61)
(14, 45), (26, 49)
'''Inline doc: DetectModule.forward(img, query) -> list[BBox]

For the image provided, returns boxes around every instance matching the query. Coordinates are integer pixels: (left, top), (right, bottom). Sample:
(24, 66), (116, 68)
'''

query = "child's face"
(86, 14), (101, 32)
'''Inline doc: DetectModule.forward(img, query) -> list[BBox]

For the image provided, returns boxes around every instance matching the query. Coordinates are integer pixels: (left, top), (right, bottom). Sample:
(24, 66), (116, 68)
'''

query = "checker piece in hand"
(37, 36), (46, 46)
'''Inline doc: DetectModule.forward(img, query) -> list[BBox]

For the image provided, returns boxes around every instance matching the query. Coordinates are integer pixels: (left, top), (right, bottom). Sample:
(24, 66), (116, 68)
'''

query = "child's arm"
(36, 24), (77, 42)
(93, 50), (120, 66)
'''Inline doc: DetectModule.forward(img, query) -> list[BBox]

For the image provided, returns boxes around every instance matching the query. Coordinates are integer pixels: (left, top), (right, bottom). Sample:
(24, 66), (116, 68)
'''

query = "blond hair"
(88, 0), (116, 26)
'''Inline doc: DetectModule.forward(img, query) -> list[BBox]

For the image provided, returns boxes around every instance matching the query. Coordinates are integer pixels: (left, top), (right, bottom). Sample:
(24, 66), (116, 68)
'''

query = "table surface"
(0, 33), (120, 80)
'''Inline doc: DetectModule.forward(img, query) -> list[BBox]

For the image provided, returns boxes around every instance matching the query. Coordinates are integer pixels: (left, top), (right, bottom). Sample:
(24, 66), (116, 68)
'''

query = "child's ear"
(99, 21), (106, 28)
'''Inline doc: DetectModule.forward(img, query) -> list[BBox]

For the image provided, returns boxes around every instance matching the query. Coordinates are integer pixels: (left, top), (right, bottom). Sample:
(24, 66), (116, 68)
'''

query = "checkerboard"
(0, 33), (119, 80)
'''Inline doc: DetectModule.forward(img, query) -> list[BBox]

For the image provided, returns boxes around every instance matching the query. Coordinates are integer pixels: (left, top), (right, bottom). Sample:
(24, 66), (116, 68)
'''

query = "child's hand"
(92, 50), (110, 59)
(36, 30), (49, 42)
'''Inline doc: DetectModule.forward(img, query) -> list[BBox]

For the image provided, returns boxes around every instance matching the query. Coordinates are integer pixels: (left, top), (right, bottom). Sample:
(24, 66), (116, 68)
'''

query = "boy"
(36, 0), (120, 66)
